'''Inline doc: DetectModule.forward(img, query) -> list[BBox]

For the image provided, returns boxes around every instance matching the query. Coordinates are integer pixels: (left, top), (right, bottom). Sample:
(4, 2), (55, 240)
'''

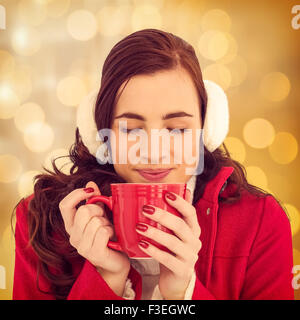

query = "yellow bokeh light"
(285, 204), (300, 237)
(293, 248), (300, 266)
(9, 64), (33, 103)
(69, 58), (96, 73)
(201, 9), (232, 32)
(0, 62), (32, 103)
(173, 1), (204, 42)
(0, 50), (16, 80)
(67, 10), (97, 41)
(132, 0), (165, 8)
(0, 84), (20, 119)
(18, 170), (40, 198)
(131, 4), (162, 32)
(198, 30), (229, 61)
(97, 5), (130, 37)
(46, 0), (70, 18)
(224, 136), (246, 163)
(14, 102), (45, 133)
(243, 118), (275, 149)
(23, 122), (55, 153)
(56, 76), (87, 107)
(11, 27), (41, 56)
(260, 72), (291, 102)
(2, 225), (15, 255)
(44, 148), (73, 174)
(203, 63), (231, 91)
(69, 59), (99, 92)
(245, 166), (268, 190)
(228, 55), (248, 87)
(269, 132), (298, 164)
(217, 33), (238, 65)
(0, 154), (23, 183)
(79, 74), (99, 93)
(18, 0), (47, 26)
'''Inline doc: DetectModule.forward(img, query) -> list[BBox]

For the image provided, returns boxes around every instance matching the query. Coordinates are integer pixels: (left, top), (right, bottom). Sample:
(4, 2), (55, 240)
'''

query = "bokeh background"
(0, 0), (299, 299)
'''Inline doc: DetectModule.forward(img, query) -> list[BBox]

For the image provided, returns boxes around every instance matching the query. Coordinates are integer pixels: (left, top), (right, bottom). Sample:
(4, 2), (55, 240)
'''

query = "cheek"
(112, 132), (137, 164)
(113, 163), (128, 175)
(171, 130), (200, 164)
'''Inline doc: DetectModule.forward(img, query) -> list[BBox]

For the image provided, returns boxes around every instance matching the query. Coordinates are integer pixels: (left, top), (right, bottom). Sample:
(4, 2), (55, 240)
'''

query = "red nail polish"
(165, 192), (176, 201)
(139, 240), (149, 249)
(142, 205), (155, 214)
(84, 187), (94, 193)
(136, 223), (148, 232)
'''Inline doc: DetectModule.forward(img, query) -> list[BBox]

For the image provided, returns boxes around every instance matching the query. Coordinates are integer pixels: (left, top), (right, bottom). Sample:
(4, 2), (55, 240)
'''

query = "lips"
(135, 169), (173, 181)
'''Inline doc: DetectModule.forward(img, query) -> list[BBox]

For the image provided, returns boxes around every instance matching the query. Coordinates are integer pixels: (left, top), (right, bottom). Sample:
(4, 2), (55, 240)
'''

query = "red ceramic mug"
(86, 183), (187, 259)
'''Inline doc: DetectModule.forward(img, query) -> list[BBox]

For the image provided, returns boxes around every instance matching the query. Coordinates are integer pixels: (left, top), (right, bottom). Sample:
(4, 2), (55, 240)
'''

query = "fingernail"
(139, 240), (149, 249)
(142, 205), (155, 214)
(136, 223), (148, 232)
(165, 191), (176, 201)
(84, 187), (94, 193)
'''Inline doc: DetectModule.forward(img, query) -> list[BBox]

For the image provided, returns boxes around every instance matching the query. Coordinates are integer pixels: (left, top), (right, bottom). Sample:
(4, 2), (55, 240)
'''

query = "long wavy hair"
(14, 29), (273, 300)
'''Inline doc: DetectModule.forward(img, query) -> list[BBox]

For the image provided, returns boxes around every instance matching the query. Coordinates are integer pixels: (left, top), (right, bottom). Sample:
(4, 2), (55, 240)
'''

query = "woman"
(13, 29), (294, 300)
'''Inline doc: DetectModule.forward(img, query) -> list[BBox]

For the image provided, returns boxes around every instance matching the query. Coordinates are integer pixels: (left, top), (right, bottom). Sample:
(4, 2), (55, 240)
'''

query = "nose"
(139, 129), (171, 165)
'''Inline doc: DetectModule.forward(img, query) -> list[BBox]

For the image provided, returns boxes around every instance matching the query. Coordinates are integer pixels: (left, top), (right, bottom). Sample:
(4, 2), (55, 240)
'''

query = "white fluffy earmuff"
(76, 89), (99, 156)
(202, 79), (229, 152)
(76, 80), (229, 156)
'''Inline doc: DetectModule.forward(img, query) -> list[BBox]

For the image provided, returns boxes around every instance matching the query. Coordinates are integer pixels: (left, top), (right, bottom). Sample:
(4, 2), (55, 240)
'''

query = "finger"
(138, 240), (193, 280)
(85, 181), (101, 195)
(142, 205), (193, 243)
(59, 187), (96, 232)
(136, 224), (197, 263)
(70, 205), (112, 247)
(73, 203), (107, 233)
(164, 191), (201, 237)
(91, 226), (121, 272)
(84, 181), (103, 206)
(84, 180), (113, 220)
(76, 217), (113, 258)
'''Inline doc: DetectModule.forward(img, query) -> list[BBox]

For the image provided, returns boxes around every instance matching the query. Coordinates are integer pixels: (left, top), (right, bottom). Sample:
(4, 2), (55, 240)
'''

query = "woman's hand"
(136, 189), (201, 300)
(59, 181), (130, 279)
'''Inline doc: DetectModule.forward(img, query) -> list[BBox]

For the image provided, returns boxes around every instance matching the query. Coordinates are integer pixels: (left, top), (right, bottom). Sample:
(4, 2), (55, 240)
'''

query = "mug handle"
(86, 195), (123, 253)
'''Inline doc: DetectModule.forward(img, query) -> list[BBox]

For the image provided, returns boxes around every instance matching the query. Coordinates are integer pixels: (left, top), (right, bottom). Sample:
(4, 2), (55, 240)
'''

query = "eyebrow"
(114, 111), (194, 121)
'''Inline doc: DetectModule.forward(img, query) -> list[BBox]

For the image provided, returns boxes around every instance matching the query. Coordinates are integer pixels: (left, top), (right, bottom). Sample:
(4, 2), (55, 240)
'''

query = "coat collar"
(195, 166), (234, 208)
(193, 166), (235, 287)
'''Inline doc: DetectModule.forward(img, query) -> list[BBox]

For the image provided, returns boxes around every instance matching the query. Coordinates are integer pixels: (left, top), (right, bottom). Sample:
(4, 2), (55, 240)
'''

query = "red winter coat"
(13, 166), (295, 300)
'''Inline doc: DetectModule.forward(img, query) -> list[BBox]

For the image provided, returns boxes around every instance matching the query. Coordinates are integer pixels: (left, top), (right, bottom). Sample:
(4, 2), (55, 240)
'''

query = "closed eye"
(120, 128), (187, 133)
(120, 128), (143, 133)
(166, 128), (186, 133)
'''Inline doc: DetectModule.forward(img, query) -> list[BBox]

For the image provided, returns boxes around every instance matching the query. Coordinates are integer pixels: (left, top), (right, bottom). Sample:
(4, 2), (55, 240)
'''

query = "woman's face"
(110, 66), (202, 183)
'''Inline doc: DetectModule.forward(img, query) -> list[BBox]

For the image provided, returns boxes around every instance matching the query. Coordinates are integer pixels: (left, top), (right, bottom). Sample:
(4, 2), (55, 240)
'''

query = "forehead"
(114, 67), (201, 119)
